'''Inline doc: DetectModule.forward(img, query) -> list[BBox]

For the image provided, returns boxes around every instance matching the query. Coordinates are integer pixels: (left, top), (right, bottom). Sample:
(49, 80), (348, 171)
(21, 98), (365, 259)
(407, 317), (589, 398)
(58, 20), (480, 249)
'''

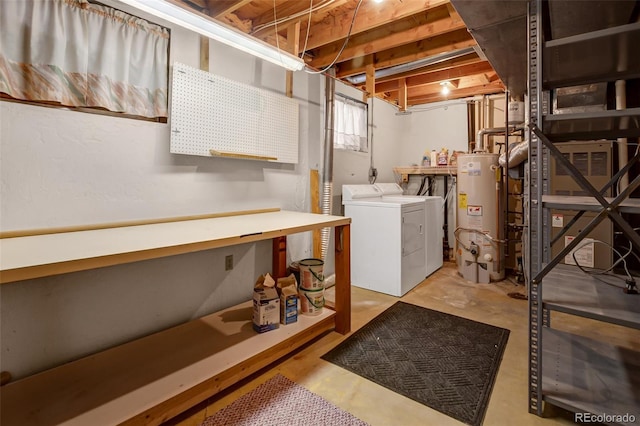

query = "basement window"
(0, 0), (170, 122)
(334, 93), (368, 152)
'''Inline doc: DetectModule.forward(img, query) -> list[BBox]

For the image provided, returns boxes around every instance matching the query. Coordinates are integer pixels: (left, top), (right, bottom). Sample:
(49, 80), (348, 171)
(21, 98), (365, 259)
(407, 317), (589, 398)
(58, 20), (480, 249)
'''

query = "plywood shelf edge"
(0, 210), (351, 284)
(0, 301), (337, 426)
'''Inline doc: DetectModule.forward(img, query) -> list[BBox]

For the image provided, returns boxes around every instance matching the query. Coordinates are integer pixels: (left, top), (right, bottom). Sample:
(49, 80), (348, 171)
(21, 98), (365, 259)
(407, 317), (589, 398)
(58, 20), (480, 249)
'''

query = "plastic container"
(430, 150), (438, 167)
(422, 151), (431, 167)
(437, 148), (449, 166)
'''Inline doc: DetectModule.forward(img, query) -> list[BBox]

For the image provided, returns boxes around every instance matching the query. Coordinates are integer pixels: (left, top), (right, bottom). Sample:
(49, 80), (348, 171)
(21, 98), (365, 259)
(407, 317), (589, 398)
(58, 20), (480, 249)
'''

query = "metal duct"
(498, 138), (529, 168)
(345, 47), (476, 85)
(320, 72), (335, 261)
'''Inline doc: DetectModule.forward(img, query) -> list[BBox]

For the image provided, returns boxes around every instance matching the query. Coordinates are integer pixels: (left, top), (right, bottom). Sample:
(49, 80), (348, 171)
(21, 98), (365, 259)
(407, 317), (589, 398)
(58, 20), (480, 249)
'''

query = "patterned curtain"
(0, 0), (169, 118)
(334, 94), (368, 152)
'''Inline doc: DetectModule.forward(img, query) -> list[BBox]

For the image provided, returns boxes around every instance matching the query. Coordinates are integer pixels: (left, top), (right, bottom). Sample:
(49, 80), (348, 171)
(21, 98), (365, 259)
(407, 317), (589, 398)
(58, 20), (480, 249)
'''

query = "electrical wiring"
(299, 0), (314, 59)
(262, 0), (366, 74)
(304, 0), (365, 75)
(570, 238), (639, 289)
(273, 0), (283, 61)
(253, 0), (337, 34)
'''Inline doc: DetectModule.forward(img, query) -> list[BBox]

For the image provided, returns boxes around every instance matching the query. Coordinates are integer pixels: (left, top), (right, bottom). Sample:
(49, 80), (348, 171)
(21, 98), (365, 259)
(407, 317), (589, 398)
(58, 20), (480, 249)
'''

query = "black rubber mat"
(322, 302), (510, 426)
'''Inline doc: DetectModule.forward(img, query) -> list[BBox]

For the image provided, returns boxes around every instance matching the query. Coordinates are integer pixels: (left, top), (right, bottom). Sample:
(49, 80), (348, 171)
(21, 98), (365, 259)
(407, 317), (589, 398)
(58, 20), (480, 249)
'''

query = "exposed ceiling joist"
(336, 28), (476, 77)
(308, 6), (467, 68)
(172, 0), (507, 108)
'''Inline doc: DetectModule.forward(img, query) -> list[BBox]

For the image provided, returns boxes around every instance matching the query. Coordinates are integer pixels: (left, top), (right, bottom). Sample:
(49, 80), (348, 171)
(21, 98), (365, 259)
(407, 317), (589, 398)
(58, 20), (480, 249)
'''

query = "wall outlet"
(225, 255), (233, 271)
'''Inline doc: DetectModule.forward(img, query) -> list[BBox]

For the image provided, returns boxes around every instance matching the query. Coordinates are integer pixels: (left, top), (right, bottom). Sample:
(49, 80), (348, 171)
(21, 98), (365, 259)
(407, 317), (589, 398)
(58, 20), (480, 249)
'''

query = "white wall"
(0, 1), (472, 380)
(400, 99), (469, 166)
(397, 100), (469, 253)
(332, 81), (404, 214)
(0, 4), (326, 380)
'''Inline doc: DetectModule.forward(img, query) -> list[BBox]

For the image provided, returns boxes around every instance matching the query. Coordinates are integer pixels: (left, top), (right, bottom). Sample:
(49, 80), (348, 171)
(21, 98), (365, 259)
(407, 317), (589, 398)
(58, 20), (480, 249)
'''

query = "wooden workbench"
(0, 209), (351, 425)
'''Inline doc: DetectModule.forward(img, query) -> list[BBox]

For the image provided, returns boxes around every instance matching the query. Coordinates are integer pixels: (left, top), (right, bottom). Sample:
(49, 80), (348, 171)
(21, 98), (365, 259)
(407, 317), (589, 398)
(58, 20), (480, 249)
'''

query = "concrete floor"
(169, 262), (640, 426)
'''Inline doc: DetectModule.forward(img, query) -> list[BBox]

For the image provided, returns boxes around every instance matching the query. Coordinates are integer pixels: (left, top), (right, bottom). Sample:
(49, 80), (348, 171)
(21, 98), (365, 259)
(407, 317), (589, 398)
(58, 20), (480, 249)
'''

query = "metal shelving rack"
(527, 0), (640, 419)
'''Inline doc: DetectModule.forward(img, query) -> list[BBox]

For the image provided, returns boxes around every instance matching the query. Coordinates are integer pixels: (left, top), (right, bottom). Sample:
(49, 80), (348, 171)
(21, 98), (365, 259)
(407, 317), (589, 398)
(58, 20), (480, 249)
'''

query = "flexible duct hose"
(320, 72), (335, 261)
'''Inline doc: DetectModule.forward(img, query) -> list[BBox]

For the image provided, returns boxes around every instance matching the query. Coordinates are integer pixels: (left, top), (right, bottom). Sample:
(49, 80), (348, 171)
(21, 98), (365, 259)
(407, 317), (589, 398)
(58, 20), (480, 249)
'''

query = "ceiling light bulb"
(440, 81), (450, 95)
(373, 0), (384, 3)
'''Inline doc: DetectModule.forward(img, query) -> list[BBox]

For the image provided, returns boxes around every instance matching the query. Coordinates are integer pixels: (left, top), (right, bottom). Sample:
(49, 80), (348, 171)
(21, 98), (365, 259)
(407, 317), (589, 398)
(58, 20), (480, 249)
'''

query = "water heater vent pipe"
(476, 125), (525, 152)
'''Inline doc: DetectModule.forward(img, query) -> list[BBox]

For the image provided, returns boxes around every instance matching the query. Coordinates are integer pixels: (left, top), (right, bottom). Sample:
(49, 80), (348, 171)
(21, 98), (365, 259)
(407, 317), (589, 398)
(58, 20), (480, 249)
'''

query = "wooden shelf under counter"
(393, 166), (457, 182)
(0, 209), (352, 425)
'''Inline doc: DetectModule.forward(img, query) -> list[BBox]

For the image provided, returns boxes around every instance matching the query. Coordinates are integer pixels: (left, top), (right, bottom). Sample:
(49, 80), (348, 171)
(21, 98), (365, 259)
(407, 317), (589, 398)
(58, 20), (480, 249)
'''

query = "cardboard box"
(252, 287), (280, 333)
(280, 286), (298, 325)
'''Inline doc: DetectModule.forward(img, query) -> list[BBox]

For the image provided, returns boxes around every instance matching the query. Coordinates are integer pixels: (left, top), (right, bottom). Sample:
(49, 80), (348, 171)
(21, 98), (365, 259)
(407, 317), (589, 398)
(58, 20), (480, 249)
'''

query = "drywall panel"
(0, 3), (321, 380)
(400, 99), (469, 166)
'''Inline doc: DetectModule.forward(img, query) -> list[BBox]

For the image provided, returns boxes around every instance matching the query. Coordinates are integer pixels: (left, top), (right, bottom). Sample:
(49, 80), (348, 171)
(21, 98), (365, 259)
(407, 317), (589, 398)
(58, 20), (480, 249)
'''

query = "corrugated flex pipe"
(320, 72), (335, 261)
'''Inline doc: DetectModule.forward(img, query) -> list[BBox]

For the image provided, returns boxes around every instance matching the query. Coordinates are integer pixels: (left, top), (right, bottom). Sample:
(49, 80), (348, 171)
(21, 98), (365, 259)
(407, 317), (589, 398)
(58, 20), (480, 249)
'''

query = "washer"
(374, 183), (444, 278)
(342, 185), (426, 297)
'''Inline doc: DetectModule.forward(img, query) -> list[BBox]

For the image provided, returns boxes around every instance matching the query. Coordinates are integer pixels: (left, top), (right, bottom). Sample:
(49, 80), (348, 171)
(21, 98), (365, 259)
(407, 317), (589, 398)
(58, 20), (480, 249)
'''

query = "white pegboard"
(170, 62), (299, 163)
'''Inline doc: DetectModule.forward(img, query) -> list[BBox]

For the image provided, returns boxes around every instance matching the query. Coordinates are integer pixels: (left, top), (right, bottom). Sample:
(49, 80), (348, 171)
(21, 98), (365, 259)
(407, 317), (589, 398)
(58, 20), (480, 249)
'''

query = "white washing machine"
(342, 185), (426, 297)
(374, 183), (444, 278)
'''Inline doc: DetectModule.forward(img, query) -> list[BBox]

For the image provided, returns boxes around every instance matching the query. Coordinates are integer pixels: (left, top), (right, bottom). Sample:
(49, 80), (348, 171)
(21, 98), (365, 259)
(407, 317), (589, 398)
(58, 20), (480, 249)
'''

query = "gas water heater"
(456, 153), (505, 283)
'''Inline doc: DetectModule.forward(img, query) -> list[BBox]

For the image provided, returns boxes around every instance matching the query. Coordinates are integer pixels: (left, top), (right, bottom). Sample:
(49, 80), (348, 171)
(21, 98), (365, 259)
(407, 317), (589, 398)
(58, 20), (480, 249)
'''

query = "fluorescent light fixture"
(116, 0), (306, 71)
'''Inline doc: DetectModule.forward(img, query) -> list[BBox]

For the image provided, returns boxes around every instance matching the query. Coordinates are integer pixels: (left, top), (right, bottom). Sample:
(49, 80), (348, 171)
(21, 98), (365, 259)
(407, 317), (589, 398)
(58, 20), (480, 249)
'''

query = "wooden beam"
(286, 22), (301, 98)
(336, 28), (476, 77)
(407, 81), (504, 105)
(308, 6), (466, 68)
(458, 73), (493, 89)
(297, 0), (449, 51)
(408, 77), (501, 98)
(375, 61), (495, 93)
(251, 0), (340, 31)
(365, 57), (375, 101)
(446, 2), (463, 24)
(334, 223), (351, 334)
(272, 236), (287, 278)
(218, 11), (253, 33)
(170, 0), (252, 32)
(398, 78), (407, 112)
(206, 0), (253, 18)
(199, 36), (209, 72)
(375, 52), (481, 83)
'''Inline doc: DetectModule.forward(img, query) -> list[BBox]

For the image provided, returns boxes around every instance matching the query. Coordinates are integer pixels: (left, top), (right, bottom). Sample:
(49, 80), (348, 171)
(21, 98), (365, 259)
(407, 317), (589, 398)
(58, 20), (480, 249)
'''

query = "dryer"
(342, 185), (426, 297)
(374, 183), (444, 278)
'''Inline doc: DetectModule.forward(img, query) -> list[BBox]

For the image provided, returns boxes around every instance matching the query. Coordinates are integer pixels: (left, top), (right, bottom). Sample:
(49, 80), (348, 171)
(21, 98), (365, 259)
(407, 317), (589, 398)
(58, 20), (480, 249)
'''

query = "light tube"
(116, 0), (306, 71)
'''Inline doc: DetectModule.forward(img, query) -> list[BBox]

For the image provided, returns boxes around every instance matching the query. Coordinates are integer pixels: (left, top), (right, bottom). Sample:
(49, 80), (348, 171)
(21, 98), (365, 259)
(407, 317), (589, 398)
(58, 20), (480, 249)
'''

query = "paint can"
(288, 261), (300, 286)
(299, 287), (324, 316)
(298, 258), (324, 290)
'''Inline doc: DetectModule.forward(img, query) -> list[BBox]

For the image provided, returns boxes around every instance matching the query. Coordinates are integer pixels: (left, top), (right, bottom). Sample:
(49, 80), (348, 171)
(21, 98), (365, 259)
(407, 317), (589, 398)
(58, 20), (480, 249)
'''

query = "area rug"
(200, 374), (369, 426)
(321, 302), (510, 426)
